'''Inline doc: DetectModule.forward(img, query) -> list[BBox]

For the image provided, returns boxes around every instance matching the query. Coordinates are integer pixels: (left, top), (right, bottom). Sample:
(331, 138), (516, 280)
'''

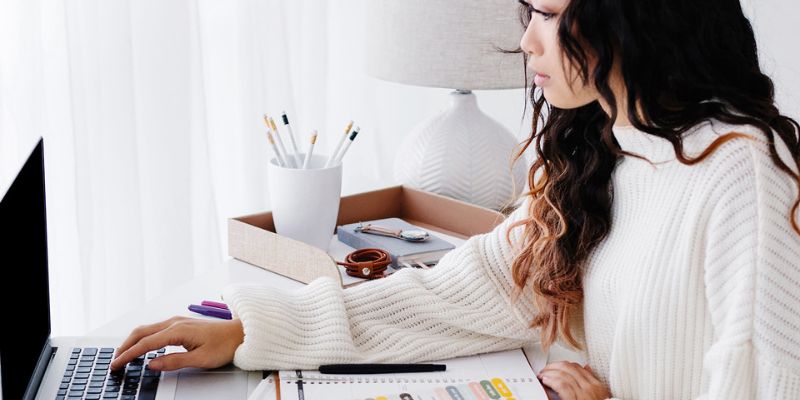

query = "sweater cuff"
(221, 277), (356, 371)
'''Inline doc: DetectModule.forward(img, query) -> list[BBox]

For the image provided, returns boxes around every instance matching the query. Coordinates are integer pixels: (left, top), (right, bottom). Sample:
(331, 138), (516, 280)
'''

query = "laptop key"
(85, 395), (101, 400)
(83, 347), (98, 356)
(57, 389), (67, 395)
(102, 393), (119, 398)
(143, 370), (159, 378)
(138, 376), (159, 400)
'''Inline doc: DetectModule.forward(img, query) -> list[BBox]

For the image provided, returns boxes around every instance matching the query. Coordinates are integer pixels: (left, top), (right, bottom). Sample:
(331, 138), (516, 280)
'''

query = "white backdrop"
(0, 0), (797, 337)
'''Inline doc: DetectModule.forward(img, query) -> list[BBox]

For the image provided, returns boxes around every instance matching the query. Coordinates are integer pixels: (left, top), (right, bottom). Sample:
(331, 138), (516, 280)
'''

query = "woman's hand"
(110, 316), (244, 372)
(538, 361), (612, 400)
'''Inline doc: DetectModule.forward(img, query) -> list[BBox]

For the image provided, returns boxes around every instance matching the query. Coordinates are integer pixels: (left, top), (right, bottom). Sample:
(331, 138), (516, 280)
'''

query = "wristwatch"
(354, 222), (430, 242)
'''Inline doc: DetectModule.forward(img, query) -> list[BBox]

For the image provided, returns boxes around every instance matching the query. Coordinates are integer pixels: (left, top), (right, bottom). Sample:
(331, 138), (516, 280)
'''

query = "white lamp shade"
(365, 0), (526, 90)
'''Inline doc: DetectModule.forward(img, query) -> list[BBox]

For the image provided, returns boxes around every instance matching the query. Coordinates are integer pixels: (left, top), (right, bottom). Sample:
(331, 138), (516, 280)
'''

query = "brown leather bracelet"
(336, 248), (392, 280)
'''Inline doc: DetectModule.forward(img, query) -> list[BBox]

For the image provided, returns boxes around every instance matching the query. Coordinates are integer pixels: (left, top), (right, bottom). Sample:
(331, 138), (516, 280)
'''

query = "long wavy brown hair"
(503, 0), (800, 353)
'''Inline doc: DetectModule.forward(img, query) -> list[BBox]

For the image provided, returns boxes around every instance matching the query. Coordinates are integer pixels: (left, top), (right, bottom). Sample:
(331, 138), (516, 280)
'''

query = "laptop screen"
(0, 139), (52, 400)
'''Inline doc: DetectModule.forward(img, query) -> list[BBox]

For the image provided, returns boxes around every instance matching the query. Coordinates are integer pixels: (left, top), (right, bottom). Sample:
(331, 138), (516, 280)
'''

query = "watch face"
(400, 229), (430, 242)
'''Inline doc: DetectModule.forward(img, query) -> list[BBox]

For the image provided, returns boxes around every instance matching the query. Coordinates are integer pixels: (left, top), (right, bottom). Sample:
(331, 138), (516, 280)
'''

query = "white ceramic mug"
(267, 153), (342, 252)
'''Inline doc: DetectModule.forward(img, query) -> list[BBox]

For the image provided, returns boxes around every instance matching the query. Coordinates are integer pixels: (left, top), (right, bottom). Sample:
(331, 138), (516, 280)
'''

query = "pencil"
(334, 126), (360, 164)
(266, 129), (287, 167)
(282, 111), (303, 168)
(325, 120), (353, 168)
(267, 116), (295, 168)
(302, 130), (318, 169)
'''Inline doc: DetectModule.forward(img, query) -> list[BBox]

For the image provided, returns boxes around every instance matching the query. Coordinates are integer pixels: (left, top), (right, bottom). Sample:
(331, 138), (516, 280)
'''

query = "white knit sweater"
(222, 119), (800, 399)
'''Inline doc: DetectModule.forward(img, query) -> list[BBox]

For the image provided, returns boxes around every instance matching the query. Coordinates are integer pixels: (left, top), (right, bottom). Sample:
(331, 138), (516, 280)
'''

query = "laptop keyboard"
(57, 347), (163, 400)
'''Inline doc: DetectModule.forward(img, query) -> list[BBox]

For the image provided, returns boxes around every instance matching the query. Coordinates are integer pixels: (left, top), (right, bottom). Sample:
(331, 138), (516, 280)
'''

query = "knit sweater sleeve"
(614, 135), (800, 400)
(221, 196), (539, 371)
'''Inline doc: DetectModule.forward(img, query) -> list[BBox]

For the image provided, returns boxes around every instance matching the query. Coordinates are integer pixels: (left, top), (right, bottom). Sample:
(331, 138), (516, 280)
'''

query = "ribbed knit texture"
(222, 119), (800, 399)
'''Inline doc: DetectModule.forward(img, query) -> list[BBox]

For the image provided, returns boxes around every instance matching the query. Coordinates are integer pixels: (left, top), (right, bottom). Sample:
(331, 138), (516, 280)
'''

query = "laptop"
(0, 139), (264, 399)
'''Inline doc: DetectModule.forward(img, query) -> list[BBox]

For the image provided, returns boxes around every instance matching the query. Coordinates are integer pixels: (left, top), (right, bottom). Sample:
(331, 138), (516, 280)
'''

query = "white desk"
(87, 257), (301, 338)
(86, 230), (471, 337)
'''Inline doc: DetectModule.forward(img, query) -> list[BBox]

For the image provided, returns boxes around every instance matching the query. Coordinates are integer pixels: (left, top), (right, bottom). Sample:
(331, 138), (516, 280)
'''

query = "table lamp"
(365, 0), (528, 211)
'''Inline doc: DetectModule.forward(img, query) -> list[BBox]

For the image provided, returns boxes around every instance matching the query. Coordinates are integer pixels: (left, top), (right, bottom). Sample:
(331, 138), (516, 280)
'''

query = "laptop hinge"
(23, 338), (56, 400)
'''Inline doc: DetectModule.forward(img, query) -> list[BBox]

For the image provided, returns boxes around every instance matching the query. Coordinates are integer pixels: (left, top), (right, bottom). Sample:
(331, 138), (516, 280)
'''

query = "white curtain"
(0, 0), (531, 336)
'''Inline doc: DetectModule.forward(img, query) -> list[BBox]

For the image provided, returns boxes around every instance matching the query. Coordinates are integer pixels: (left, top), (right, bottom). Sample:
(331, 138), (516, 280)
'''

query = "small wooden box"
(228, 185), (506, 287)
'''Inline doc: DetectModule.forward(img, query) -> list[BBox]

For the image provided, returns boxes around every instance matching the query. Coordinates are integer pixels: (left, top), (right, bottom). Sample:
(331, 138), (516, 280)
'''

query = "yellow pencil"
(334, 126), (360, 165)
(267, 115), (295, 168)
(325, 120), (353, 168)
(302, 130), (318, 169)
(265, 130), (286, 167)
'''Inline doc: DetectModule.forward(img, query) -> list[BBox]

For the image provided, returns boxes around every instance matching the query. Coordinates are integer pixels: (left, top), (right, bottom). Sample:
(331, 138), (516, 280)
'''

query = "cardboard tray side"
(227, 218), (343, 286)
(228, 185), (506, 286)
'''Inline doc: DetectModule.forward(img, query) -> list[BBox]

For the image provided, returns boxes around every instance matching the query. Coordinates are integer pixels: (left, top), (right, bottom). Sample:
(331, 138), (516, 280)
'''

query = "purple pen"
(201, 300), (229, 310)
(188, 304), (232, 320)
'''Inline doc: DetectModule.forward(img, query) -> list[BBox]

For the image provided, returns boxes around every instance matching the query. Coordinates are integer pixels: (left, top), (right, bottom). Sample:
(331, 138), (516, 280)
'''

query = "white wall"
(743, 0), (800, 121)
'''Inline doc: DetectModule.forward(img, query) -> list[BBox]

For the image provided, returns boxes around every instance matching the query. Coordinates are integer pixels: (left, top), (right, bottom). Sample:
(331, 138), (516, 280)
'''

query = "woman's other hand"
(538, 361), (612, 400)
(110, 316), (244, 372)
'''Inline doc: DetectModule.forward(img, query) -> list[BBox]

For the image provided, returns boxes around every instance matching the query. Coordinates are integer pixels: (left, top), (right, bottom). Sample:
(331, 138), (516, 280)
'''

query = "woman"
(111, 0), (800, 398)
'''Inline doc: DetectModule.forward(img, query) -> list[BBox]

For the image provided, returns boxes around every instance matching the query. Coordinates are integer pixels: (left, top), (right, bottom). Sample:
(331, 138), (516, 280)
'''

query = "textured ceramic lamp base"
(393, 91), (528, 211)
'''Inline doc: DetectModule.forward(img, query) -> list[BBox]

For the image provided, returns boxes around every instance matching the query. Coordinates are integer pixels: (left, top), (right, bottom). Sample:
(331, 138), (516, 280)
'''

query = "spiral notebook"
(276, 348), (548, 400)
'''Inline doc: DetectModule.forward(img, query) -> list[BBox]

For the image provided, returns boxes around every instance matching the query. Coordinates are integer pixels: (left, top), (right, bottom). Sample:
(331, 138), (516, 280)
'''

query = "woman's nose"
(520, 21), (543, 57)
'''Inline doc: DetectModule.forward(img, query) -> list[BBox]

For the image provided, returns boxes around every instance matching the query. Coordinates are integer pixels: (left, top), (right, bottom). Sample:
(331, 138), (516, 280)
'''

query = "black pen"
(318, 363), (446, 374)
